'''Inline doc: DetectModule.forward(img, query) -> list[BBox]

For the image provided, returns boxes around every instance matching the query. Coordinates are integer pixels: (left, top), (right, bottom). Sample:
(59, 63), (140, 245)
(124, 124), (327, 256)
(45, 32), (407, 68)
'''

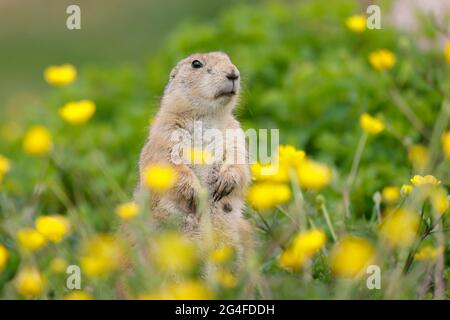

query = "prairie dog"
(137, 52), (252, 251)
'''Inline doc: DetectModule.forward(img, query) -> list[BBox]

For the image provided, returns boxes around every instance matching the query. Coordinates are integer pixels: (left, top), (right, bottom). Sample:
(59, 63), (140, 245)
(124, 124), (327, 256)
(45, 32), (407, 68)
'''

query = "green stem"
(343, 132), (368, 218)
(320, 203), (337, 242)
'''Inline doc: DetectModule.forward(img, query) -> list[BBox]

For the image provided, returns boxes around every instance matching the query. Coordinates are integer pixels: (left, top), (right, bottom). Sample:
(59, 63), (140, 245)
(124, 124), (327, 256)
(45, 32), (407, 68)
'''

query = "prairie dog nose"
(226, 69), (240, 81)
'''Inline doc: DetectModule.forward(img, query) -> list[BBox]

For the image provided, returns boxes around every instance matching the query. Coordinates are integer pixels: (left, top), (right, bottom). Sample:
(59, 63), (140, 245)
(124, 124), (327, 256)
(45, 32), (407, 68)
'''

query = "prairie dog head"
(165, 52), (240, 113)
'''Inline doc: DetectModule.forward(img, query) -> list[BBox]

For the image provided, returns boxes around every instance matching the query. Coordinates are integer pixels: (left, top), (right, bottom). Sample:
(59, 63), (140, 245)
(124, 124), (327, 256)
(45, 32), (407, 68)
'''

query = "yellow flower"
(0, 155), (11, 175)
(0, 244), (9, 272)
(152, 232), (197, 273)
(345, 15), (366, 33)
(431, 188), (449, 215)
(0, 155), (11, 185)
(379, 209), (420, 248)
(382, 186), (400, 204)
(445, 42), (450, 66)
(215, 269), (238, 288)
(296, 159), (332, 190)
(166, 280), (213, 300)
(279, 229), (326, 271)
(251, 162), (290, 183)
(278, 145), (306, 167)
(400, 184), (413, 196)
(15, 267), (47, 297)
(64, 291), (93, 300)
(247, 182), (291, 211)
(35, 215), (70, 243)
(115, 202), (140, 221)
(410, 175), (441, 187)
(330, 236), (375, 278)
(59, 100), (96, 125)
(414, 245), (443, 261)
(210, 245), (234, 264)
(23, 126), (53, 156)
(369, 49), (396, 71)
(80, 234), (123, 278)
(408, 144), (429, 170)
(50, 258), (68, 273)
(183, 147), (213, 165)
(251, 162), (289, 183)
(44, 64), (77, 86)
(359, 113), (384, 135)
(16, 228), (48, 252)
(144, 164), (177, 192)
(441, 131), (450, 159)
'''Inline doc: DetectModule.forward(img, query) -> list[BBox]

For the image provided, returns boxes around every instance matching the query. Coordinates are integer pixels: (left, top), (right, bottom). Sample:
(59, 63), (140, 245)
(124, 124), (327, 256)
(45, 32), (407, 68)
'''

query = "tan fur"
(137, 52), (252, 255)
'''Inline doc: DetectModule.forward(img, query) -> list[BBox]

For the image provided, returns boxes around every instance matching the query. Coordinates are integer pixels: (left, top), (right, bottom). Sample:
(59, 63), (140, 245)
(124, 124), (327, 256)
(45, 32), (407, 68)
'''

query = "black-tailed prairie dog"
(137, 52), (252, 252)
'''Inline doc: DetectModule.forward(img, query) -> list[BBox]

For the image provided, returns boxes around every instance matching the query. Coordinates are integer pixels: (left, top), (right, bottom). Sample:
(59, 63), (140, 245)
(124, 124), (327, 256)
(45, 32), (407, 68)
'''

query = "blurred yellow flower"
(215, 269), (237, 288)
(23, 126), (53, 156)
(359, 113), (384, 135)
(279, 229), (326, 271)
(296, 159), (332, 190)
(345, 15), (366, 33)
(410, 175), (440, 187)
(152, 232), (197, 273)
(369, 49), (396, 71)
(59, 100), (96, 125)
(0, 155), (11, 185)
(247, 182), (291, 211)
(80, 234), (123, 278)
(400, 184), (413, 196)
(251, 145), (305, 183)
(408, 144), (429, 170)
(50, 257), (68, 273)
(64, 291), (93, 300)
(445, 42), (450, 66)
(379, 209), (420, 248)
(115, 202), (140, 221)
(144, 164), (177, 192)
(382, 186), (400, 204)
(183, 147), (213, 165)
(0, 155), (11, 175)
(44, 64), (77, 86)
(442, 131), (450, 159)
(251, 162), (289, 183)
(16, 228), (48, 252)
(210, 245), (234, 264)
(330, 236), (375, 278)
(0, 244), (9, 272)
(431, 188), (449, 215)
(167, 280), (213, 300)
(15, 267), (47, 297)
(35, 215), (70, 243)
(414, 245), (443, 261)
(278, 145), (306, 167)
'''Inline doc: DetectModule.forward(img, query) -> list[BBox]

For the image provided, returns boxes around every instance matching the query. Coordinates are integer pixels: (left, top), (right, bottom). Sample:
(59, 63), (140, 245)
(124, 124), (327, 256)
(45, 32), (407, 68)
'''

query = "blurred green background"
(0, 0), (254, 102)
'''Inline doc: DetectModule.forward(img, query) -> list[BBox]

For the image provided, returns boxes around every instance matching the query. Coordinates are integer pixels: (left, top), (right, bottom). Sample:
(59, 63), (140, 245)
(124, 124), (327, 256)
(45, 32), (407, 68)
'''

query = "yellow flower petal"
(144, 164), (177, 192)
(44, 64), (77, 86)
(59, 100), (96, 125)
(296, 159), (332, 190)
(23, 126), (53, 156)
(330, 236), (375, 278)
(35, 215), (70, 243)
(369, 49), (396, 71)
(345, 15), (366, 33)
(15, 267), (47, 297)
(359, 113), (384, 135)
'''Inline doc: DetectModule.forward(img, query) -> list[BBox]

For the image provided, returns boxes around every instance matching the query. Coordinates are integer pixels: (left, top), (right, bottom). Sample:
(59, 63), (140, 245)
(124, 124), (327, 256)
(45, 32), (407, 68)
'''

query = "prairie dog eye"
(191, 60), (203, 69)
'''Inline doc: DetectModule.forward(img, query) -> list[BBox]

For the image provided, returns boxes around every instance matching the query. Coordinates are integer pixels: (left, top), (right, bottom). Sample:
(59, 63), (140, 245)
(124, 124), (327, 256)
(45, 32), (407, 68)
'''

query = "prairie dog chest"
(188, 118), (225, 185)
